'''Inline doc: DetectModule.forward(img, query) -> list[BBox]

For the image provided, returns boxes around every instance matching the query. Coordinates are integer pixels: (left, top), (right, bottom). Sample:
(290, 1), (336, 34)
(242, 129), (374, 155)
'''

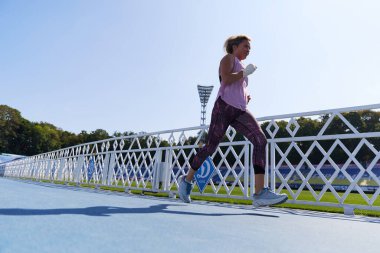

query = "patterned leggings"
(191, 97), (267, 174)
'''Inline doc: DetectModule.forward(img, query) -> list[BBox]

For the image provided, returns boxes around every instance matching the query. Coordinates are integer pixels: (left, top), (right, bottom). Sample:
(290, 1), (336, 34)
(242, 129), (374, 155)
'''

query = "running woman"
(178, 35), (288, 207)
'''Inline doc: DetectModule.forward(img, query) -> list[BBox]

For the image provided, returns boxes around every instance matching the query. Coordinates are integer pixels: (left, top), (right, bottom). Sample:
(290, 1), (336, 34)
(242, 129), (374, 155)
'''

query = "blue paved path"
(0, 177), (379, 253)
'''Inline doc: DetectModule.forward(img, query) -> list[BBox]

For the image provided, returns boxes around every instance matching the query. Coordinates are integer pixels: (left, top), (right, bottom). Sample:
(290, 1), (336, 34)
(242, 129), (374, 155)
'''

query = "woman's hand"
(243, 64), (257, 77)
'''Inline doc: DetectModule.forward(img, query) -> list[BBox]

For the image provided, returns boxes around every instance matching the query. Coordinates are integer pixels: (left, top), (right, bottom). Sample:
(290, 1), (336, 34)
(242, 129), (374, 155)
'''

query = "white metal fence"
(2, 103), (380, 214)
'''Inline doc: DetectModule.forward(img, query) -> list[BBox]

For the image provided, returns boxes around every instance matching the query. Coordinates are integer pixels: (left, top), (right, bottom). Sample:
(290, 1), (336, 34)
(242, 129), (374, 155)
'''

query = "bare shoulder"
(220, 54), (235, 72)
(220, 54), (234, 65)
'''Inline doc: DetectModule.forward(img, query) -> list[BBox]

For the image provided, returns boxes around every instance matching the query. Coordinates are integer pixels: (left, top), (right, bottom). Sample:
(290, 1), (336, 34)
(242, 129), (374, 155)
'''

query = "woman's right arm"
(219, 54), (244, 85)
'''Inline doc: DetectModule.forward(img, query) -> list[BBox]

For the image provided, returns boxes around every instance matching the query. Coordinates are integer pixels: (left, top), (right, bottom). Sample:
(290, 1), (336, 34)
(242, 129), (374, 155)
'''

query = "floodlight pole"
(197, 85), (214, 147)
(197, 85), (214, 126)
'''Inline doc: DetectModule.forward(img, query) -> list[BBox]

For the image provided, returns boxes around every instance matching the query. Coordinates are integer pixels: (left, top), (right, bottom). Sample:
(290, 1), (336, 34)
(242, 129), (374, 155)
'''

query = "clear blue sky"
(1, 0), (379, 134)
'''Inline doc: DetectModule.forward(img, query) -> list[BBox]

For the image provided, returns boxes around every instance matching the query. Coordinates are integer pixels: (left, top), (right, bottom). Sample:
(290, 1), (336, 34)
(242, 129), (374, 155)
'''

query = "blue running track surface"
(0, 178), (379, 253)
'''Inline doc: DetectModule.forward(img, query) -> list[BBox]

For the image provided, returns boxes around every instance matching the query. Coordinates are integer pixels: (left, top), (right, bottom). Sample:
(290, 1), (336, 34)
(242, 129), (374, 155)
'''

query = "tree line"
(0, 105), (134, 156)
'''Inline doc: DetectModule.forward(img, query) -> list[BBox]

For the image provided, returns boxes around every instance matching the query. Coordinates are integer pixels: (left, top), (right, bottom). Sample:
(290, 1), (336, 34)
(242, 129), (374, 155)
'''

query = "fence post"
(37, 160), (42, 180)
(152, 150), (162, 192)
(74, 156), (85, 184)
(18, 160), (24, 179)
(167, 148), (176, 197)
(102, 153), (110, 185)
(270, 141), (276, 192)
(343, 206), (355, 216)
(58, 158), (65, 181)
(250, 144), (255, 196)
(31, 159), (36, 179)
(244, 143), (249, 198)
(106, 153), (116, 186)
(25, 160), (29, 178)
(160, 149), (169, 191)
(46, 160), (52, 180)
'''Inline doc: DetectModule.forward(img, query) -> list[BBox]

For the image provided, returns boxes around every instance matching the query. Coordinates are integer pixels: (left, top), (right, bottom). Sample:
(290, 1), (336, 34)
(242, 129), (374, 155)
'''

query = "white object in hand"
(242, 64), (257, 77)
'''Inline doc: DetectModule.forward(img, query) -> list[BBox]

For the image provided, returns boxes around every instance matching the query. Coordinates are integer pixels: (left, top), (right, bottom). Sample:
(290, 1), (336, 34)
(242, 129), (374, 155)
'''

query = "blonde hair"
(224, 35), (251, 54)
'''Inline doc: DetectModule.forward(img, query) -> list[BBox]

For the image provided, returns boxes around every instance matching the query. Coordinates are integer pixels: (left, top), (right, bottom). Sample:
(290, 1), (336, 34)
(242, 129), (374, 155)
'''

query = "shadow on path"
(3, 179), (380, 223)
(0, 204), (279, 218)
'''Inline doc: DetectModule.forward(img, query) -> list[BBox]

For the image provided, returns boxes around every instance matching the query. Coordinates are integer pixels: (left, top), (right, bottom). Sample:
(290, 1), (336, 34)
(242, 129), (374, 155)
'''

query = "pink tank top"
(216, 56), (249, 111)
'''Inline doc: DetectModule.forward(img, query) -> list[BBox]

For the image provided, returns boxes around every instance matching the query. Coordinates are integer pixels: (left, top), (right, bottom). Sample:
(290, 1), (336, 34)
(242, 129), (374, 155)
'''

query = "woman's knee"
(191, 143), (219, 169)
(248, 132), (267, 148)
(259, 135), (268, 147)
(205, 142), (219, 154)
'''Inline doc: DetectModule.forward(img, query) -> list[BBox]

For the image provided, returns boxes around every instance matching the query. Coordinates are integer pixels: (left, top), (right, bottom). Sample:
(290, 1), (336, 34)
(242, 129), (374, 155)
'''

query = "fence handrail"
(257, 103), (380, 121)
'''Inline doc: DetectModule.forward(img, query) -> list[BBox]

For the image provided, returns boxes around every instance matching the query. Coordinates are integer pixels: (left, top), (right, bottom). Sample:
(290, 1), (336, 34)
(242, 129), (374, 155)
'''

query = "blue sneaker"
(178, 175), (194, 203)
(252, 188), (288, 208)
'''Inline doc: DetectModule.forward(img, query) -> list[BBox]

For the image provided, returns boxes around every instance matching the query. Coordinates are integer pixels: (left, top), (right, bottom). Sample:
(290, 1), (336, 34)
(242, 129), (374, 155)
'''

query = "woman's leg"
(231, 110), (267, 193)
(186, 98), (242, 182)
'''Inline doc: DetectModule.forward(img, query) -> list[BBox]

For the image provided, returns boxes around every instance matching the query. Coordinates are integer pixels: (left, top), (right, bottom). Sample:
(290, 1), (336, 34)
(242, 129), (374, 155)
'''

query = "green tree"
(86, 129), (110, 143)
(0, 105), (23, 153)
(33, 122), (62, 153)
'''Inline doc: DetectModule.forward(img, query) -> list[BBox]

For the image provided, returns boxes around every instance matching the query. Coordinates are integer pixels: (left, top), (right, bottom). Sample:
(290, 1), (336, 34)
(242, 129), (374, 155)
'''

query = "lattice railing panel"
(273, 138), (380, 205)
(263, 104), (380, 212)
(110, 150), (158, 189)
(166, 141), (249, 198)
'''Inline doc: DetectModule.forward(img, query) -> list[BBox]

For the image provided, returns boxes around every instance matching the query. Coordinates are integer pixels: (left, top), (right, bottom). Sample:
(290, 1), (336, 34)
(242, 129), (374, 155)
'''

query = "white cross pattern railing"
(261, 103), (380, 213)
(1, 103), (380, 214)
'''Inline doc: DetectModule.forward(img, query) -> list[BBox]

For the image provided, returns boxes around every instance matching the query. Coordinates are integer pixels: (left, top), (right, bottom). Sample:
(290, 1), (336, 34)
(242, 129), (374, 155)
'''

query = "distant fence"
(2, 103), (380, 214)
